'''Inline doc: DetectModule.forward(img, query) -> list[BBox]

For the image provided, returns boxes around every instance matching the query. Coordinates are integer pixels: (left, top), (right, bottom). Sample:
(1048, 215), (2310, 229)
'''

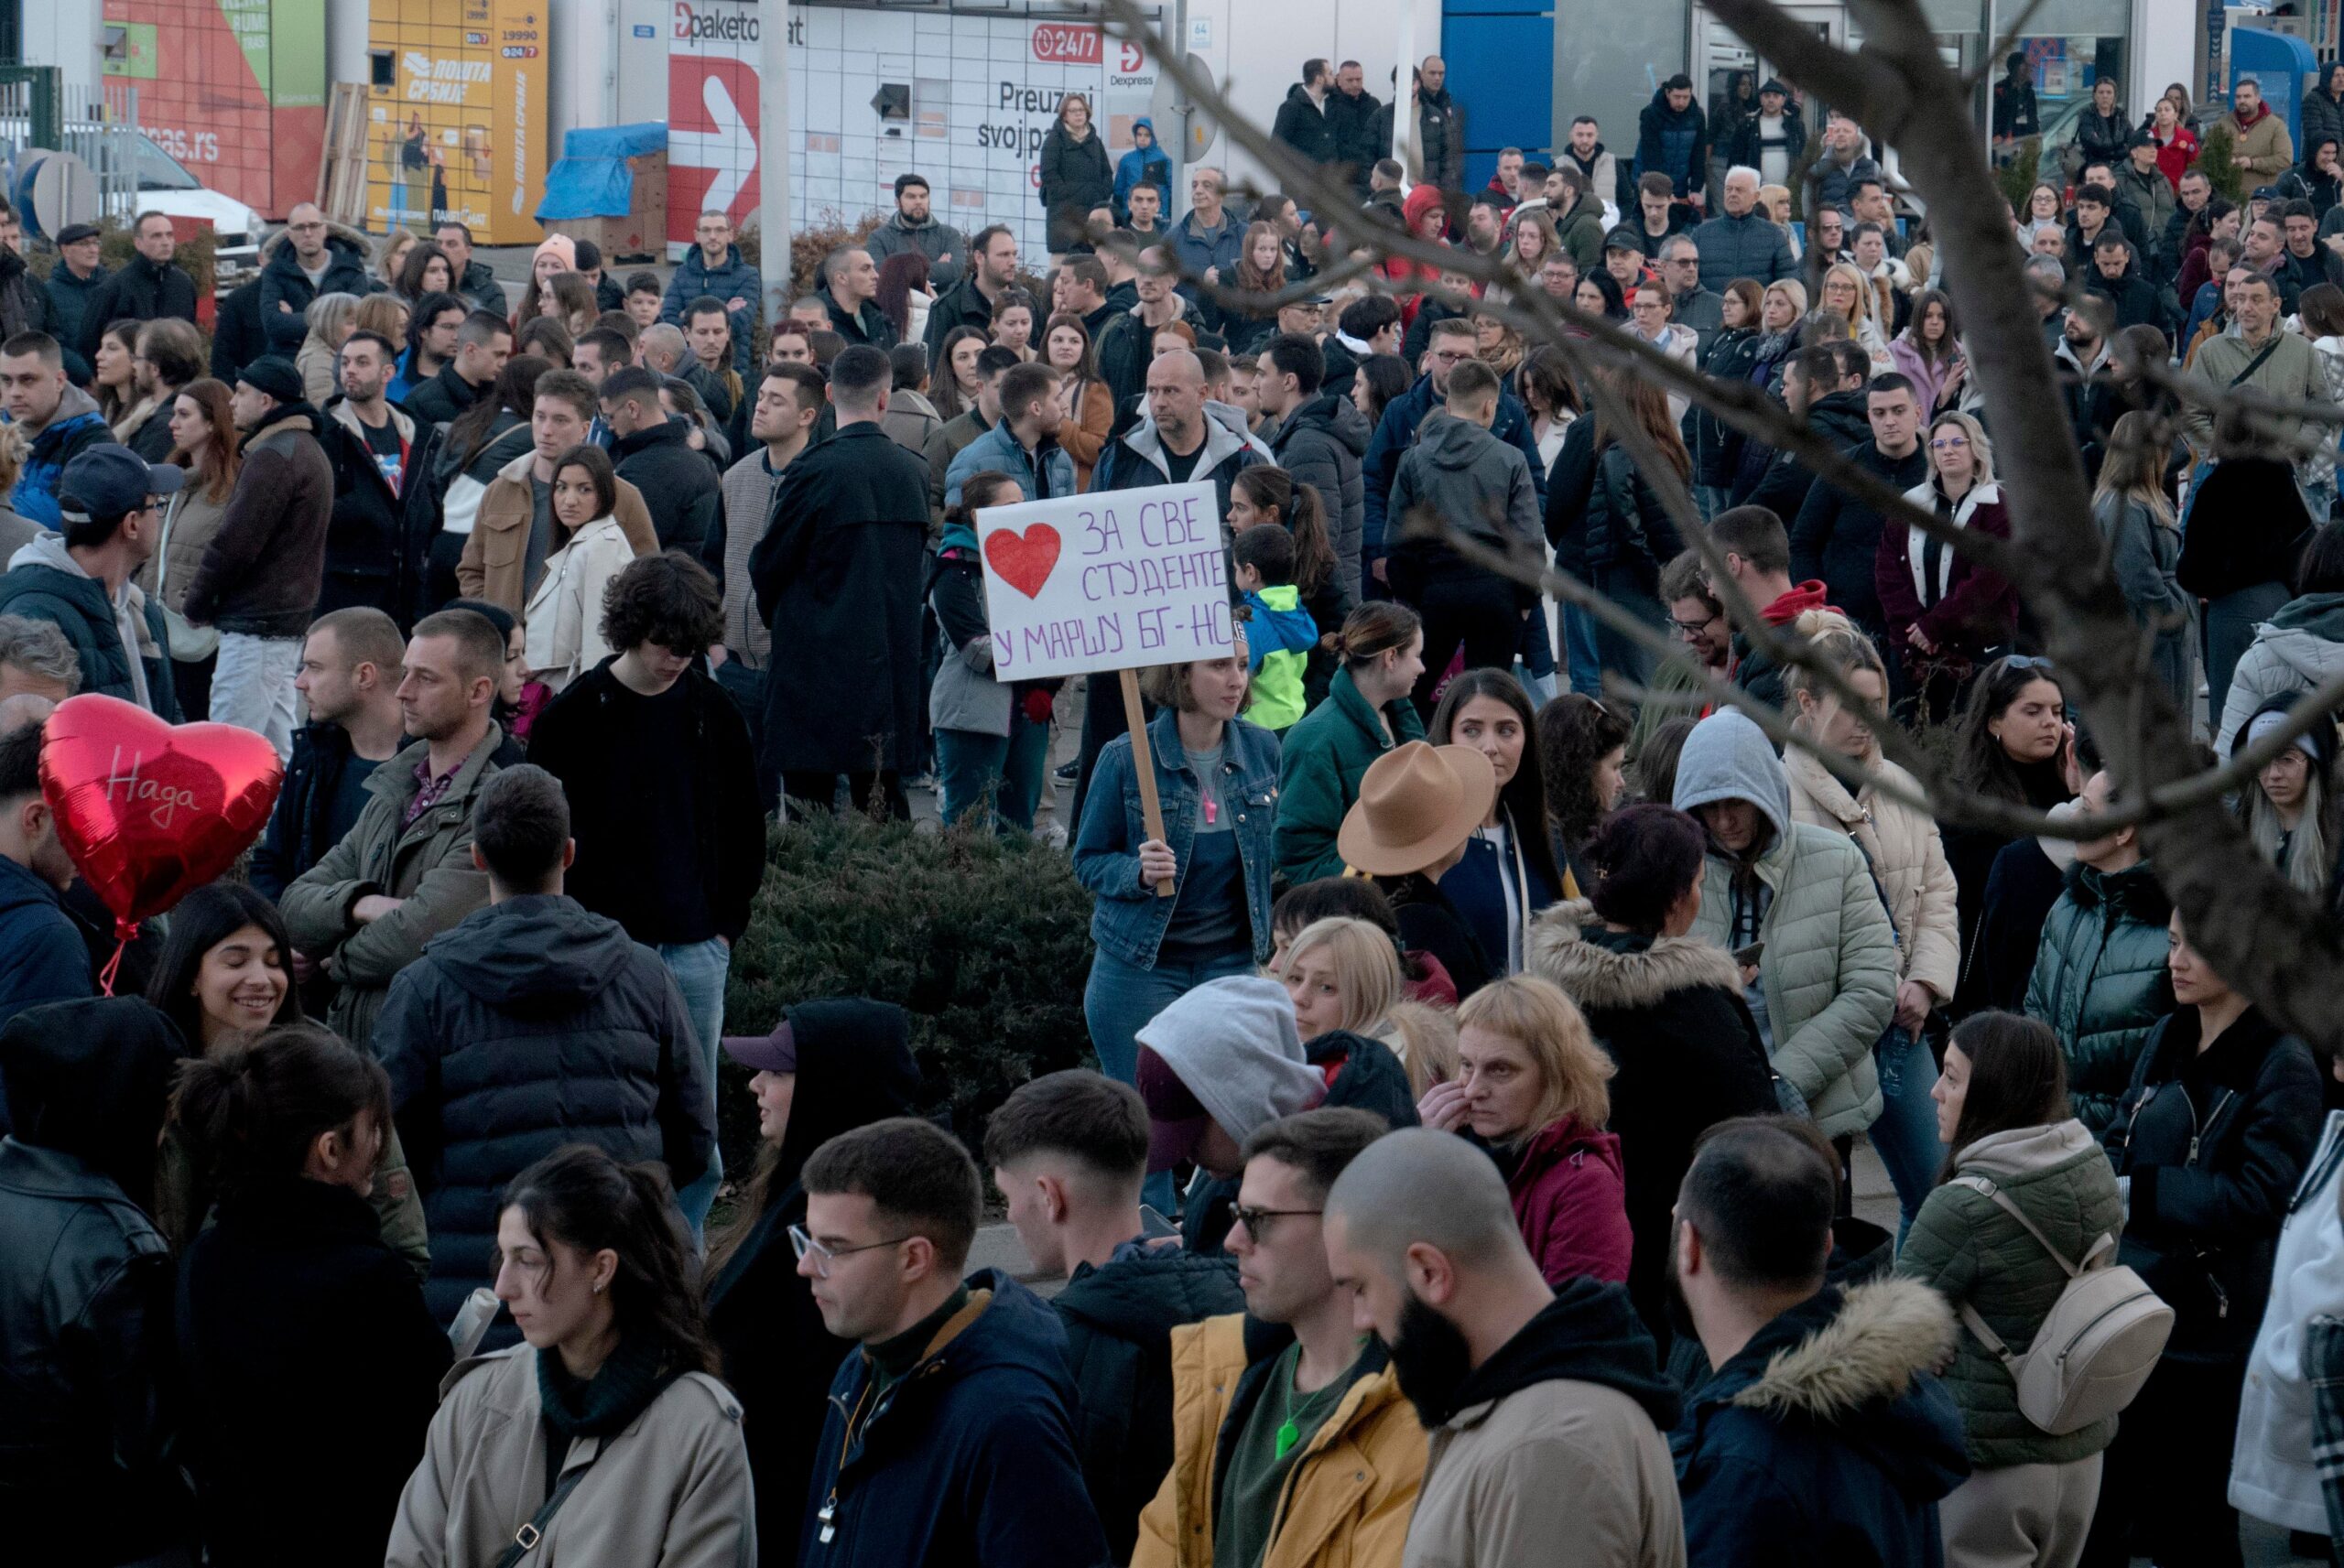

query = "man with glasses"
(1633, 549), (1738, 757)
(0, 444), (180, 715)
(1134, 1108), (1426, 1568)
(258, 202), (376, 355)
(797, 1115), (1107, 1567)
(371, 762), (713, 1329)
(1656, 234), (1726, 353)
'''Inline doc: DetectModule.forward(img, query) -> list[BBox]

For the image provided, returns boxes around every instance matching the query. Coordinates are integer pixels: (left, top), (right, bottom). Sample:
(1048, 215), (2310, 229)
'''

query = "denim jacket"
(1074, 708), (1282, 968)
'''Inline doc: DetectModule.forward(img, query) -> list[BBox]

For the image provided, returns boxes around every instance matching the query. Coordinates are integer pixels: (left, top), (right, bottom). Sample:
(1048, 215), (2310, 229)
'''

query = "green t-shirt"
(1213, 1340), (1371, 1568)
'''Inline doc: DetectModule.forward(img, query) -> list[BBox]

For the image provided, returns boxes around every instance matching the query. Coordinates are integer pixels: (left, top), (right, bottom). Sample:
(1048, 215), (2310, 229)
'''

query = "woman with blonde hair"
(2091, 409), (2192, 708)
(1416, 972), (1631, 1285)
(296, 292), (359, 406)
(1819, 260), (1892, 372)
(375, 227), (418, 293)
(1473, 311), (1525, 382)
(1276, 915), (1405, 1044)
(1877, 408), (2018, 711)
(1758, 183), (1797, 251)
(352, 291), (410, 351)
(1380, 1000), (1460, 1096)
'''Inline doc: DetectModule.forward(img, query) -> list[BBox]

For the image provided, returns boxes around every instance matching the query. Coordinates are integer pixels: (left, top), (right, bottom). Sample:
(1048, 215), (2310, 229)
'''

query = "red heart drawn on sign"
(983, 524), (1062, 599)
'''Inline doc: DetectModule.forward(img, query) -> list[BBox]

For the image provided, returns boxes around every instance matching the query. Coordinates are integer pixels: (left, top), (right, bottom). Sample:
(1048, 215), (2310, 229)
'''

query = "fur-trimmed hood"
(1727, 1279), (1957, 1422)
(1527, 897), (1744, 1010)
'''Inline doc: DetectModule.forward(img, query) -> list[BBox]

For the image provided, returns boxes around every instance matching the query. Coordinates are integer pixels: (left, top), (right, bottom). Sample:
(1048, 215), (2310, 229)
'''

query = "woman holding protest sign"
(1073, 631), (1281, 1191)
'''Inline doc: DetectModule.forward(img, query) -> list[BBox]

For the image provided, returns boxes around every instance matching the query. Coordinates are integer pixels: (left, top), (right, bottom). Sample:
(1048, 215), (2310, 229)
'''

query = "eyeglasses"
(1671, 613), (1721, 635)
(2001, 654), (2054, 671)
(1928, 435), (1970, 450)
(788, 1224), (913, 1279)
(1229, 1206), (1322, 1239)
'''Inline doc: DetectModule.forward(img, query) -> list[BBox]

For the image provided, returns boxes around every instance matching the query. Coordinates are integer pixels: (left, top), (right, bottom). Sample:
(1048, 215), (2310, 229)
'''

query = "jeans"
(1084, 945), (1254, 1214)
(1590, 573), (1670, 697)
(1564, 602), (1604, 696)
(209, 633), (304, 759)
(2204, 582), (2293, 736)
(935, 713), (1051, 832)
(1868, 1023), (1941, 1248)
(1694, 483), (1733, 523)
(660, 936), (731, 1236)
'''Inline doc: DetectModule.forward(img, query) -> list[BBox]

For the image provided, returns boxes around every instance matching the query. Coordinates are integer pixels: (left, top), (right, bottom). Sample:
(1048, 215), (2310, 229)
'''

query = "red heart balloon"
(38, 694), (286, 935)
(982, 523), (1062, 599)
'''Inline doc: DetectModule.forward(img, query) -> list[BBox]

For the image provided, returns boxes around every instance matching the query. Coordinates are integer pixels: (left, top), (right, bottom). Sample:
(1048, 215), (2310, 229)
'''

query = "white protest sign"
(975, 481), (1235, 680)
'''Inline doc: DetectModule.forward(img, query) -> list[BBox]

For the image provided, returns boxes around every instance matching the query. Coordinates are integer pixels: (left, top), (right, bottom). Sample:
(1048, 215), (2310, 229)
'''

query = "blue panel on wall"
(1442, 7), (1554, 188)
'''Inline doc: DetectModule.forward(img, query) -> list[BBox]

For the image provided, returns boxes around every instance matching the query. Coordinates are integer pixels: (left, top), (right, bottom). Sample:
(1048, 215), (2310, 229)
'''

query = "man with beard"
(1669, 1118), (1968, 1563)
(1322, 1126), (1685, 1568)
(1132, 1108), (1425, 1566)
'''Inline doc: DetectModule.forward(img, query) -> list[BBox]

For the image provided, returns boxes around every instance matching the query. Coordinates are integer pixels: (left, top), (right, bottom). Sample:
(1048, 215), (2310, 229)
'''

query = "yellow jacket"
(1134, 1313), (1427, 1568)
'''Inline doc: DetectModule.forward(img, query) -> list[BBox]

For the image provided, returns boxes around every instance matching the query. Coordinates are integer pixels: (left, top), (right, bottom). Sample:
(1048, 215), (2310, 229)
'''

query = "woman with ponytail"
(175, 1022), (450, 1567)
(388, 1143), (754, 1566)
(1231, 465), (1342, 641)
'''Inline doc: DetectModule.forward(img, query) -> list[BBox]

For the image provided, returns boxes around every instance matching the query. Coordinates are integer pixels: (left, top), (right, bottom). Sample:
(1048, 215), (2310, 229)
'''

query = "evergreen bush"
(719, 811), (1099, 1173)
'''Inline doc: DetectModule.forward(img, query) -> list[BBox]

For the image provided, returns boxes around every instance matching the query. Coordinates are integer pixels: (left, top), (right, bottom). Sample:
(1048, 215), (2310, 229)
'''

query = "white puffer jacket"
(1783, 746), (1960, 1003)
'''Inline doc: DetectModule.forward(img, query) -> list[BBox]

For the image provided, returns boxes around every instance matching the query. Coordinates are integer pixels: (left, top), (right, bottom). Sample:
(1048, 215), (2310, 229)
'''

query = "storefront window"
(1994, 0), (2132, 149)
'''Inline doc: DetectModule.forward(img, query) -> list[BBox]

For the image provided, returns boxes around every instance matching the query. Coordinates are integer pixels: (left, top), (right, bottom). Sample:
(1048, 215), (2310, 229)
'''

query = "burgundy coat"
(1506, 1116), (1634, 1288)
(1875, 478), (2018, 662)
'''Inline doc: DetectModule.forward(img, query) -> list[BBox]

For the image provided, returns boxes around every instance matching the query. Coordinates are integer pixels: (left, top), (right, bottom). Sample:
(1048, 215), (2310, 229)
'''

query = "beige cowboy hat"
(1337, 741), (1497, 877)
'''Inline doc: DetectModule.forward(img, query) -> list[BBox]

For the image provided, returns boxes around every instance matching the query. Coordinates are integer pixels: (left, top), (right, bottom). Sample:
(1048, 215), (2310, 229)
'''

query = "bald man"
(1324, 1128), (1686, 1568)
(1070, 346), (1264, 824)
(258, 202), (374, 354)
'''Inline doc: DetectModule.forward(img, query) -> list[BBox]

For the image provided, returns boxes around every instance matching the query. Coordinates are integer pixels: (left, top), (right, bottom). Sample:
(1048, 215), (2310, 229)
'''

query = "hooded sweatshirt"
(1386, 408), (1543, 599)
(707, 1000), (921, 1566)
(9, 382), (113, 528)
(1674, 1279), (1970, 1564)
(1137, 974), (1323, 1149)
(1240, 581), (1318, 730)
(372, 892), (715, 1323)
(1406, 1279), (1684, 1568)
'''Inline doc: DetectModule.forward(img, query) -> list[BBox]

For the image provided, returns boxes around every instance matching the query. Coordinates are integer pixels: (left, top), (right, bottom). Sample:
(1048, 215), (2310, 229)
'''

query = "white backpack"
(1951, 1175), (2175, 1436)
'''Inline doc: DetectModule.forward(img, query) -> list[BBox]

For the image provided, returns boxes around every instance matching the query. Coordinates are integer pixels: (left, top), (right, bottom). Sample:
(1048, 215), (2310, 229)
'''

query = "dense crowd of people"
(3, 44), (2344, 1568)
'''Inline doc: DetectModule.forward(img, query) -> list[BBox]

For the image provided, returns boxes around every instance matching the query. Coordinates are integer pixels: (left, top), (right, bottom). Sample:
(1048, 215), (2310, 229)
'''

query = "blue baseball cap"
(58, 446), (183, 525)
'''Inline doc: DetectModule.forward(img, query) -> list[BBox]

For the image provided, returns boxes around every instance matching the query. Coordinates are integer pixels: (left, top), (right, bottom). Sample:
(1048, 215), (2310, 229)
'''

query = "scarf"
(537, 1334), (684, 1449)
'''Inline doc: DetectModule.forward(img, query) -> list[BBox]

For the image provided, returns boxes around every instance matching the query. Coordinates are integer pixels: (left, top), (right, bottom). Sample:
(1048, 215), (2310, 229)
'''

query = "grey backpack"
(1951, 1175), (2174, 1436)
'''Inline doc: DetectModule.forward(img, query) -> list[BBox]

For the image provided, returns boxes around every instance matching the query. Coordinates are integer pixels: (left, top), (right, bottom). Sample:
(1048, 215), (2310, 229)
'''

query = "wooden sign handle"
(1119, 668), (1174, 899)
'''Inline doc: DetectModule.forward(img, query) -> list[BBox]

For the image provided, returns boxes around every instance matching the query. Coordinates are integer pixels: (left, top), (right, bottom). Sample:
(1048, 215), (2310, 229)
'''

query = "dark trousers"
(2080, 1352), (2246, 1568)
(781, 771), (910, 822)
(1402, 571), (1520, 721)
(171, 654), (214, 722)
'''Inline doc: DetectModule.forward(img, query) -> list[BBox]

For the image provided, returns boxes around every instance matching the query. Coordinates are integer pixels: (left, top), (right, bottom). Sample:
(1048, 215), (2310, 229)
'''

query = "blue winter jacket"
(0, 539), (180, 718)
(800, 1269), (1109, 1568)
(1075, 706), (1282, 968)
(1674, 1279), (1970, 1568)
(942, 418), (1078, 508)
(0, 855), (92, 1033)
(9, 392), (114, 529)
(658, 243), (761, 375)
(1361, 373), (1548, 564)
(1115, 118), (1175, 216)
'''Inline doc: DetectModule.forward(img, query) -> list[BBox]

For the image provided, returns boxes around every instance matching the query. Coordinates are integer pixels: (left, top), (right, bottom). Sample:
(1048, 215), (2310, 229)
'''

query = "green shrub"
(2199, 123), (2245, 203)
(719, 811), (1099, 1173)
(1996, 138), (2043, 213)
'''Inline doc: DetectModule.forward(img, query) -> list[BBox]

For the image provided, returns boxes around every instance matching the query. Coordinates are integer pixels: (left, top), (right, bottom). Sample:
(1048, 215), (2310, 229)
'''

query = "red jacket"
(1506, 1117), (1633, 1288)
(2154, 125), (2201, 193)
(1874, 477), (2017, 660)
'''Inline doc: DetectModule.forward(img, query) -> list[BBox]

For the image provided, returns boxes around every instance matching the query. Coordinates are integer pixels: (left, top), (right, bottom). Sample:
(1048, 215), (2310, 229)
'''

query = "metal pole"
(760, 0), (794, 335)
(1393, 0), (1419, 182)
(1171, 0), (1194, 218)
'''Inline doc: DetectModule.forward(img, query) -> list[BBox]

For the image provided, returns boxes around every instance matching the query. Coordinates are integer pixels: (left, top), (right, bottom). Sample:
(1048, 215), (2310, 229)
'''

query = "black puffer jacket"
(0, 998), (192, 1563)
(74, 254), (200, 362)
(2105, 1005), (2323, 1358)
(1054, 1246), (1245, 1563)
(705, 1000), (921, 1567)
(613, 414), (723, 556)
(1267, 392), (1370, 621)
(372, 892), (715, 1323)
(1789, 438), (1930, 632)
(257, 223), (377, 354)
(1554, 429), (1687, 594)
(1688, 326), (1763, 486)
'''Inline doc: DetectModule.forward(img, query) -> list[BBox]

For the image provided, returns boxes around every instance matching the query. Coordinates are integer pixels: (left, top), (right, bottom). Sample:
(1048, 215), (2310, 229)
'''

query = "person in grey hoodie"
(369, 764), (713, 1325)
(1673, 707), (1897, 1140)
(2215, 523), (2344, 753)
(0, 445), (180, 717)
(1384, 359), (1542, 719)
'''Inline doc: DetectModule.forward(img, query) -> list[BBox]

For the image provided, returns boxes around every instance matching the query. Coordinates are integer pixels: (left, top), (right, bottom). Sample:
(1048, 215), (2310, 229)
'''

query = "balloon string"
(97, 921), (137, 998)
